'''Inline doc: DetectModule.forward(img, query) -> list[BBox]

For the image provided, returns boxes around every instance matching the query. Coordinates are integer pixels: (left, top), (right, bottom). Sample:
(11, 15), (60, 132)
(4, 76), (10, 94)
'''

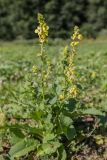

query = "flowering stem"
(40, 42), (45, 104)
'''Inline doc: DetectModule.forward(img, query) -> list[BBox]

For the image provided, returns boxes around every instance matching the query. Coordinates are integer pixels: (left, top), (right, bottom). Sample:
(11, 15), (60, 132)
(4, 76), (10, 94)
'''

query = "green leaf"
(37, 141), (61, 157)
(7, 124), (43, 141)
(101, 101), (107, 112)
(49, 96), (57, 105)
(58, 145), (67, 160)
(9, 127), (25, 138)
(82, 108), (104, 116)
(30, 110), (43, 121)
(61, 115), (73, 127)
(9, 139), (39, 159)
(10, 134), (24, 145)
(59, 115), (76, 140)
(66, 125), (76, 140)
(43, 133), (56, 143)
(65, 98), (77, 112)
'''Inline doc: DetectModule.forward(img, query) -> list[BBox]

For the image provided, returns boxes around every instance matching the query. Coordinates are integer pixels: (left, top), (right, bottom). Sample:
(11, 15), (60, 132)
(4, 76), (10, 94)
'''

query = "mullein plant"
(30, 14), (83, 159)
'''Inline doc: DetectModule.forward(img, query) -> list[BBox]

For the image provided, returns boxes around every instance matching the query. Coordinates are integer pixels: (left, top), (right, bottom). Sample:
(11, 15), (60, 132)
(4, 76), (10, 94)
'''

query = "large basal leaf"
(82, 108), (104, 116)
(59, 115), (76, 140)
(7, 124), (43, 140)
(9, 139), (39, 159)
(9, 127), (25, 138)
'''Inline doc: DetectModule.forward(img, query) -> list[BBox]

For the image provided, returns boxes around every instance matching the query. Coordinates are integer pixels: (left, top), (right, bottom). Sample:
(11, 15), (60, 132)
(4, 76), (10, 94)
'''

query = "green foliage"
(1, 0), (107, 40)
(9, 139), (38, 159)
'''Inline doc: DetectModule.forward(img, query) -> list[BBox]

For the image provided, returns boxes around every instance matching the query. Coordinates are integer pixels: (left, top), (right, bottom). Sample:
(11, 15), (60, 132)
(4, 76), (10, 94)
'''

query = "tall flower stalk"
(34, 13), (49, 104)
(60, 26), (83, 101)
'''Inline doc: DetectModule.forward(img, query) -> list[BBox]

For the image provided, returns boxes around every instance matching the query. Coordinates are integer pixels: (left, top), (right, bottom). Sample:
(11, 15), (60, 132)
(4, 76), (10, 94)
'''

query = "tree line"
(0, 0), (107, 40)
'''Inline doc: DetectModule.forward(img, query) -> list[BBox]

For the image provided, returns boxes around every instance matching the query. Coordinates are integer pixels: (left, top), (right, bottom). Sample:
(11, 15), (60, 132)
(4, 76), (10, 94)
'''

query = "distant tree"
(0, 0), (107, 40)
(83, 0), (107, 37)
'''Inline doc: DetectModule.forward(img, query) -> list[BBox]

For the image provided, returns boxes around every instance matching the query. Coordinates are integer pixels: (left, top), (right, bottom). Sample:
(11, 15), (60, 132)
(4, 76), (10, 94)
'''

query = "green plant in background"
(1, 0), (107, 40)
(0, 14), (106, 160)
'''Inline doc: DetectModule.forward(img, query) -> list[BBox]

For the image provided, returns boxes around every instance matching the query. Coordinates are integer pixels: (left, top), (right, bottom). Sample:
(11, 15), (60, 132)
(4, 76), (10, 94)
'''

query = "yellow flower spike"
(63, 26), (82, 100)
(35, 13), (49, 43)
(71, 26), (82, 49)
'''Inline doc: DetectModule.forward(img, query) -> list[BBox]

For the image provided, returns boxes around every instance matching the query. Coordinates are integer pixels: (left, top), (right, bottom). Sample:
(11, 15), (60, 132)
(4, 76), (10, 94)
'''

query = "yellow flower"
(59, 94), (65, 101)
(69, 85), (78, 98)
(66, 69), (75, 81)
(72, 33), (77, 40)
(35, 13), (49, 43)
(70, 42), (74, 47)
(91, 71), (96, 79)
(44, 73), (48, 80)
(71, 41), (79, 48)
(32, 65), (38, 74)
(94, 135), (104, 145)
(78, 34), (83, 40)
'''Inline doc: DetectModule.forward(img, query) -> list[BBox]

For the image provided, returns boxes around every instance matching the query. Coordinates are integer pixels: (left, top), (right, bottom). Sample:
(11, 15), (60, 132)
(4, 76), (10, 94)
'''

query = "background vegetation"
(0, 0), (107, 40)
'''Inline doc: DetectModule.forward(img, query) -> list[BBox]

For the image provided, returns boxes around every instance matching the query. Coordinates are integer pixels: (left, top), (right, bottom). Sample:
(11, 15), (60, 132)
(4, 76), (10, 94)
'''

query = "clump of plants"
(0, 14), (106, 160)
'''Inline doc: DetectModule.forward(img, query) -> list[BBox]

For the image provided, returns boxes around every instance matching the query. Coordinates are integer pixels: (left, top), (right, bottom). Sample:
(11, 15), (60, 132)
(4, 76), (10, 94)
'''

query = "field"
(0, 39), (107, 107)
(0, 39), (107, 159)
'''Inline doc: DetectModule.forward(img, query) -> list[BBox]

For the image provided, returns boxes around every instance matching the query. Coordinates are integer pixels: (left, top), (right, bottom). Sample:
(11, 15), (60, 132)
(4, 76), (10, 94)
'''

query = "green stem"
(40, 42), (45, 104)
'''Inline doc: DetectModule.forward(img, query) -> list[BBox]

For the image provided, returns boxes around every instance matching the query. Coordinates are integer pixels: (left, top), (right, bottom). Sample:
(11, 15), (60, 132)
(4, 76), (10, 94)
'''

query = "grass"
(0, 39), (107, 63)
